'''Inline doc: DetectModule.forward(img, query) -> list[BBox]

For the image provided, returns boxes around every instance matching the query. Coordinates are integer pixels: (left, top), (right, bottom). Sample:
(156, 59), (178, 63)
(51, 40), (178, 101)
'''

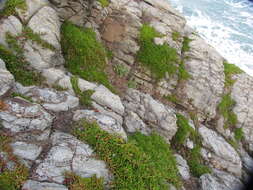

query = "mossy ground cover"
(98, 0), (109, 7)
(61, 22), (114, 91)
(172, 114), (211, 177)
(0, 133), (29, 190)
(137, 25), (179, 80)
(73, 121), (182, 190)
(0, 0), (27, 19)
(64, 172), (104, 190)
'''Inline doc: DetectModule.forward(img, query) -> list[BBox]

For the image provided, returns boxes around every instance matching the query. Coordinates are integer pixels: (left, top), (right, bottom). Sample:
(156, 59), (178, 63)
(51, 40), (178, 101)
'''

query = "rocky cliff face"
(0, 0), (253, 190)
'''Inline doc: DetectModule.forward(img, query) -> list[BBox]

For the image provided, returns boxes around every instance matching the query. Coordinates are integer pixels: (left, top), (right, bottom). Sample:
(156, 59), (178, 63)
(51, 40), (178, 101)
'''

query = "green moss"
(22, 27), (56, 51)
(0, 44), (43, 86)
(65, 172), (104, 190)
(73, 121), (181, 190)
(218, 94), (237, 129)
(172, 114), (194, 147)
(187, 146), (211, 177)
(11, 92), (33, 102)
(71, 76), (94, 108)
(137, 25), (179, 80)
(113, 64), (128, 77)
(172, 31), (181, 41)
(182, 37), (192, 53)
(234, 128), (244, 142)
(178, 61), (191, 80)
(61, 21), (114, 91)
(98, 0), (110, 7)
(223, 61), (243, 87)
(0, 0), (27, 18)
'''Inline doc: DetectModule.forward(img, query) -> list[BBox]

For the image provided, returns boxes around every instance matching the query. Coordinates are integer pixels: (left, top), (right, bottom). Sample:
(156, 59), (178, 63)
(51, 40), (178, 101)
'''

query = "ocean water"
(168, 0), (253, 76)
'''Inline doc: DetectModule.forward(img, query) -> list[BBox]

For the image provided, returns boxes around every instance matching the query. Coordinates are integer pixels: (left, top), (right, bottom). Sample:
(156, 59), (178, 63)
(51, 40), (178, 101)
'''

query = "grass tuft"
(234, 128), (244, 142)
(172, 31), (181, 41)
(113, 64), (128, 77)
(64, 172), (104, 190)
(61, 22), (114, 91)
(0, 0), (27, 19)
(182, 37), (192, 53)
(73, 120), (182, 189)
(98, 0), (110, 7)
(223, 61), (243, 87)
(11, 92), (33, 102)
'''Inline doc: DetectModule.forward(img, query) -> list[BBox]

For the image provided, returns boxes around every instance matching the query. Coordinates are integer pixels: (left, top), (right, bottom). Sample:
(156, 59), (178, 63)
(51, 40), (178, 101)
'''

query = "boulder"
(0, 59), (14, 96)
(199, 126), (242, 176)
(174, 154), (190, 180)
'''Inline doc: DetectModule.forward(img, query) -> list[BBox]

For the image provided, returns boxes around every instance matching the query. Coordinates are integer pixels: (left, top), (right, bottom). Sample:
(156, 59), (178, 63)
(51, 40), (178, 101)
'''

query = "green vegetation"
(11, 92), (33, 102)
(234, 128), (244, 142)
(218, 94), (237, 129)
(113, 64), (128, 77)
(61, 22), (114, 91)
(182, 37), (192, 53)
(223, 61), (243, 87)
(172, 114), (194, 146)
(178, 61), (191, 80)
(98, 0), (110, 7)
(0, 0), (27, 18)
(0, 44), (42, 86)
(137, 25), (179, 80)
(172, 31), (181, 41)
(65, 172), (104, 190)
(71, 76), (94, 107)
(127, 79), (137, 89)
(0, 133), (29, 190)
(22, 27), (56, 51)
(187, 146), (211, 177)
(164, 94), (180, 104)
(73, 121), (182, 189)
(52, 84), (68, 91)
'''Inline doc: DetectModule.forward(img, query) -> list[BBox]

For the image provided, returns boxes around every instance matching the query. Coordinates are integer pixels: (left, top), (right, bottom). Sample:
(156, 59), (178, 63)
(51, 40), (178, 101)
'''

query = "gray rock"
(73, 110), (127, 140)
(16, 86), (79, 112)
(124, 89), (177, 141)
(174, 154), (190, 180)
(0, 60), (14, 96)
(22, 180), (68, 190)
(91, 85), (125, 116)
(231, 73), (253, 152)
(11, 141), (42, 161)
(199, 126), (242, 176)
(0, 16), (22, 47)
(0, 98), (53, 133)
(200, 169), (244, 190)
(42, 68), (65, 85)
(33, 132), (109, 183)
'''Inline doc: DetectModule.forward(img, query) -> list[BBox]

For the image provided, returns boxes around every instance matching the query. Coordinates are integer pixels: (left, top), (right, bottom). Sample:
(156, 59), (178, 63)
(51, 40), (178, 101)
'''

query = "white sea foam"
(169, 0), (253, 76)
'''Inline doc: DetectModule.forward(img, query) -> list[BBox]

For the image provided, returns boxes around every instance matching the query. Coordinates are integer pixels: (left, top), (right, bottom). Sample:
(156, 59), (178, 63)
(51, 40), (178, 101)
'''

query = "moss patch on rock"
(0, 0), (27, 19)
(98, 0), (109, 7)
(61, 22), (114, 91)
(73, 120), (182, 190)
(223, 61), (243, 87)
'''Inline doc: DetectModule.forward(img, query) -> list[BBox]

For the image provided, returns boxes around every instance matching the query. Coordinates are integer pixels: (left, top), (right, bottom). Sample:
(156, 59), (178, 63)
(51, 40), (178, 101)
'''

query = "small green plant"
(218, 94), (237, 129)
(73, 121), (182, 189)
(137, 25), (179, 80)
(11, 92), (33, 102)
(98, 0), (110, 7)
(223, 61), (243, 87)
(64, 172), (104, 190)
(182, 36), (192, 53)
(22, 27), (56, 51)
(164, 94), (180, 104)
(52, 84), (68, 91)
(234, 128), (244, 142)
(0, 0), (27, 18)
(187, 146), (211, 177)
(172, 31), (181, 41)
(0, 44), (42, 86)
(71, 76), (94, 107)
(178, 61), (190, 80)
(172, 114), (194, 147)
(61, 22), (114, 91)
(113, 64), (128, 77)
(127, 79), (137, 89)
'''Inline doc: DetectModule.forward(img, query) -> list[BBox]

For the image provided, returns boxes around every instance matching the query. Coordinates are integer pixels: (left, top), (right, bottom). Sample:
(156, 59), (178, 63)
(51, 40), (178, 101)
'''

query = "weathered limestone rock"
(0, 98), (53, 133)
(91, 85), (125, 116)
(174, 154), (190, 180)
(22, 180), (68, 190)
(42, 68), (65, 85)
(200, 169), (244, 190)
(177, 35), (225, 120)
(123, 89), (177, 141)
(199, 126), (242, 176)
(33, 132), (109, 183)
(231, 73), (253, 152)
(73, 110), (127, 140)
(15, 85), (79, 112)
(0, 59), (14, 96)
(0, 16), (22, 47)
(23, 6), (64, 70)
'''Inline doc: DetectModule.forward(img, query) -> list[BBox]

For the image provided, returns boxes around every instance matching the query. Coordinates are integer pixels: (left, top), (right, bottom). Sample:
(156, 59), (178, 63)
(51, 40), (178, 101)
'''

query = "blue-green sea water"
(169, 0), (253, 76)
